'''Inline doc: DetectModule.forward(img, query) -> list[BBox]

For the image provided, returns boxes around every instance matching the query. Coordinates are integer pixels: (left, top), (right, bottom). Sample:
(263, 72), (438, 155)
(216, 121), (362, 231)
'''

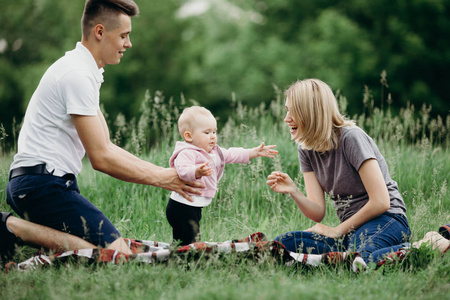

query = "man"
(1, 212), (95, 263)
(6, 0), (202, 255)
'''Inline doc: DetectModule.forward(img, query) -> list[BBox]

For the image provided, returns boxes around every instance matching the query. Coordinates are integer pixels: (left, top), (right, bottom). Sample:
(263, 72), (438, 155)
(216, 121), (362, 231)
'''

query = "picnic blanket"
(6, 223), (450, 274)
(4, 232), (368, 273)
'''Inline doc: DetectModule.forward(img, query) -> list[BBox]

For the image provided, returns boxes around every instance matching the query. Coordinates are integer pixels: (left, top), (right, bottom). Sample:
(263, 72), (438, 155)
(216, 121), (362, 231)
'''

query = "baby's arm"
(174, 151), (204, 182)
(249, 142), (278, 160)
(195, 161), (213, 179)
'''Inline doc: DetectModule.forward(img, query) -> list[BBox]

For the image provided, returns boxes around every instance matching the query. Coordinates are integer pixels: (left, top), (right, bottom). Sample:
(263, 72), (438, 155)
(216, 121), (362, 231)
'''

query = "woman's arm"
(306, 158), (390, 238)
(267, 171), (326, 222)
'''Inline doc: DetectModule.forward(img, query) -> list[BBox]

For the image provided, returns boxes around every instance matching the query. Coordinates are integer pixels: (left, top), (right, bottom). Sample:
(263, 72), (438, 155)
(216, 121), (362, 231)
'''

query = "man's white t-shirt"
(10, 42), (104, 176)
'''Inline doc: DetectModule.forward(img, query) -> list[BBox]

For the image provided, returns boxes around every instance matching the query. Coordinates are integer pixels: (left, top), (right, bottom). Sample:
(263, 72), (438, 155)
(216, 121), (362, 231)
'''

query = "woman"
(267, 79), (410, 263)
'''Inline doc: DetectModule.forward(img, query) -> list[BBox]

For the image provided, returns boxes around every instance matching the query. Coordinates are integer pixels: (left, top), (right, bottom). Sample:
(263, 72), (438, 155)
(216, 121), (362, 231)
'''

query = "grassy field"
(0, 91), (449, 299)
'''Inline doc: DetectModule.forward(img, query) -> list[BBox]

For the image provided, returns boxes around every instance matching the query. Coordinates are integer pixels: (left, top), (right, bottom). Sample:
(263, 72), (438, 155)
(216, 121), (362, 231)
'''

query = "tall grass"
(0, 79), (449, 299)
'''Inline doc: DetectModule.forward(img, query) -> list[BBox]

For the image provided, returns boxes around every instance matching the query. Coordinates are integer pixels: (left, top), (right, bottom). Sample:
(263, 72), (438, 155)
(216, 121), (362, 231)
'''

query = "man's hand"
(156, 168), (205, 202)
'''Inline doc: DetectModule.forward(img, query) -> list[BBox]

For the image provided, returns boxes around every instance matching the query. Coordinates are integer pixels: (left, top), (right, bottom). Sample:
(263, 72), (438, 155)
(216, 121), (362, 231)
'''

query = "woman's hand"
(268, 171), (326, 223)
(306, 223), (342, 239)
(266, 171), (296, 195)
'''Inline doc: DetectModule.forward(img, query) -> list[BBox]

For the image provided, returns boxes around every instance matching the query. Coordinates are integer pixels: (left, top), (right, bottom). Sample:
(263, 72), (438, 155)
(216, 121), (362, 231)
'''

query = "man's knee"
(107, 237), (132, 254)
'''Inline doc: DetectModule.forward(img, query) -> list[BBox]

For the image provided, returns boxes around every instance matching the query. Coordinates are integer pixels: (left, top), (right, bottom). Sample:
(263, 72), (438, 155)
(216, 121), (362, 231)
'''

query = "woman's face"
(284, 98), (300, 139)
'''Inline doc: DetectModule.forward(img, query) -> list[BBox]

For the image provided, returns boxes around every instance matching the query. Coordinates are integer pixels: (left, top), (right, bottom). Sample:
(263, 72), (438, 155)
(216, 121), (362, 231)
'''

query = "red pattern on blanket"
(5, 232), (372, 273)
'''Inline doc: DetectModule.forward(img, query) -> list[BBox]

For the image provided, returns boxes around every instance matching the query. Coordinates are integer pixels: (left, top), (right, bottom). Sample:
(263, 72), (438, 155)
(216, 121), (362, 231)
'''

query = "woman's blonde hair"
(284, 78), (354, 152)
(178, 106), (215, 137)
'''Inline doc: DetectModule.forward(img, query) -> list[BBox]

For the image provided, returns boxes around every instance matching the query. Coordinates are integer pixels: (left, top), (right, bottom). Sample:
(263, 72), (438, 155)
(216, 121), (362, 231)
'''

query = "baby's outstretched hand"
(252, 142), (278, 159)
(196, 161), (213, 179)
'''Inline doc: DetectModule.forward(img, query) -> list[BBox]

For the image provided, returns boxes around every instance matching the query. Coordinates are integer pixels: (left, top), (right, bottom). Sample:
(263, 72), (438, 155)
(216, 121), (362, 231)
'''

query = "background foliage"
(0, 87), (449, 299)
(0, 0), (449, 150)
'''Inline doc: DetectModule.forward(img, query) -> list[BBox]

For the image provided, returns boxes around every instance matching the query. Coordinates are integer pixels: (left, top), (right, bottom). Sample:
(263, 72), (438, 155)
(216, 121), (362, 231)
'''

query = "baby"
(166, 106), (278, 245)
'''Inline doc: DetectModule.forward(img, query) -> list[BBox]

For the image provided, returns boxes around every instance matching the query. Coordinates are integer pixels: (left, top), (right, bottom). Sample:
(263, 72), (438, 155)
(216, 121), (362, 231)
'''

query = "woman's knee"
(273, 231), (335, 253)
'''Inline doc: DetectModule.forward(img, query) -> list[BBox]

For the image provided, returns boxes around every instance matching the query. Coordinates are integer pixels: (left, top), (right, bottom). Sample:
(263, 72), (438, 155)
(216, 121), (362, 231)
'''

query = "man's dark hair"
(81, 0), (139, 38)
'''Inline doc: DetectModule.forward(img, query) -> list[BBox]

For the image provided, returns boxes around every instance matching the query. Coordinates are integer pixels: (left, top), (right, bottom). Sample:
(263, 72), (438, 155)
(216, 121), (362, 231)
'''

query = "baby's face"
(190, 115), (217, 152)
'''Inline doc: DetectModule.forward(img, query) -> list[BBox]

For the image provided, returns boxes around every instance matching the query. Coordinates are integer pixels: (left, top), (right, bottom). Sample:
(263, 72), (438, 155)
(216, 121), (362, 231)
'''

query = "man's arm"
(72, 111), (203, 200)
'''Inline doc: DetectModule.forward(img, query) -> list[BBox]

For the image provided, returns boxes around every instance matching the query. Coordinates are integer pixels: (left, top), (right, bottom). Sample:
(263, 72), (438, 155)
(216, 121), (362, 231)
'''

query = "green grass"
(0, 90), (449, 299)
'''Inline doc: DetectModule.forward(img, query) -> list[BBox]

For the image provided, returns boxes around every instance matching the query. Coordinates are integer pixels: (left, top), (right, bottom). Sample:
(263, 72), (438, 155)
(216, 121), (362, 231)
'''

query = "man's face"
(98, 13), (132, 68)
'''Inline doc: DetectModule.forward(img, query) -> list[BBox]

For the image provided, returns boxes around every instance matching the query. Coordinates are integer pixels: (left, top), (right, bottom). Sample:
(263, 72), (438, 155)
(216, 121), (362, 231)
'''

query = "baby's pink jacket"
(169, 141), (250, 198)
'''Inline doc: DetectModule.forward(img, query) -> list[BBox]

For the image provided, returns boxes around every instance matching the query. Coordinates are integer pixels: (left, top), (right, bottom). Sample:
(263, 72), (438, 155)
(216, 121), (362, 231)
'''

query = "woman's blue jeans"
(274, 212), (411, 263)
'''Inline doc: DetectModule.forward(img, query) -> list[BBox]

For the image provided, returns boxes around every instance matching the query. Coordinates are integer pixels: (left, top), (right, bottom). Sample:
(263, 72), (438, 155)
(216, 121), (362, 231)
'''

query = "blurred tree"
(174, 0), (449, 116)
(341, 0), (450, 113)
(0, 0), (449, 151)
(174, 0), (376, 117)
(0, 0), (83, 148)
(102, 0), (188, 120)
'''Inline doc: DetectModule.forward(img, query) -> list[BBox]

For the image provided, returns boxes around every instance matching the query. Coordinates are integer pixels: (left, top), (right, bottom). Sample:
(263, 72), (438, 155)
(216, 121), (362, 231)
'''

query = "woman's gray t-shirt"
(298, 126), (406, 223)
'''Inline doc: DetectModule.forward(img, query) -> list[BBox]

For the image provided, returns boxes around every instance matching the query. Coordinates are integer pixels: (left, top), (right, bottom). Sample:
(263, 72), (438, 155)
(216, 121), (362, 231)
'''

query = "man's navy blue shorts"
(6, 173), (120, 248)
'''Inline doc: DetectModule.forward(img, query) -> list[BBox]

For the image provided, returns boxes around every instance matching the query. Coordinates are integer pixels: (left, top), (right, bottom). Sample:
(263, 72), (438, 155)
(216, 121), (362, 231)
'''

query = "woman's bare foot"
(412, 231), (450, 254)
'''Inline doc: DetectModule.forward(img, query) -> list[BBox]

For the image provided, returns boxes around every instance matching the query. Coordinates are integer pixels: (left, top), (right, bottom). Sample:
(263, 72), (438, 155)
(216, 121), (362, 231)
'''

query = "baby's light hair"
(178, 106), (215, 139)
